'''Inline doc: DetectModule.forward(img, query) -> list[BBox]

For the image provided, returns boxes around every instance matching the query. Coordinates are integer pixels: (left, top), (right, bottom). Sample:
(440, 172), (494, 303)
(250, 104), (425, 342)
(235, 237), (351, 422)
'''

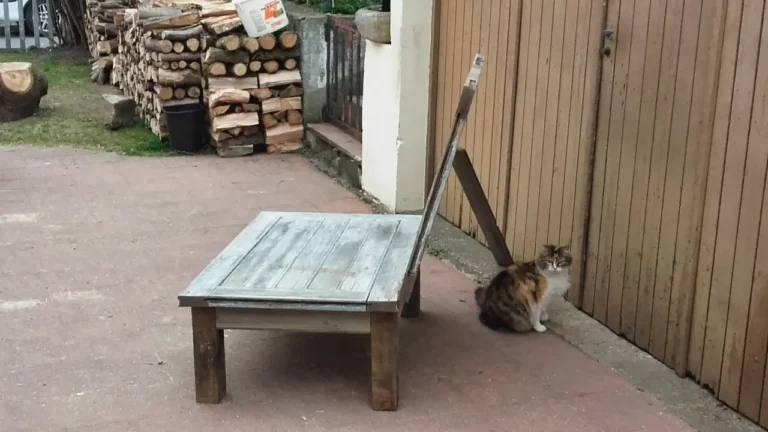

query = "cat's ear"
(559, 244), (571, 254)
(541, 244), (557, 255)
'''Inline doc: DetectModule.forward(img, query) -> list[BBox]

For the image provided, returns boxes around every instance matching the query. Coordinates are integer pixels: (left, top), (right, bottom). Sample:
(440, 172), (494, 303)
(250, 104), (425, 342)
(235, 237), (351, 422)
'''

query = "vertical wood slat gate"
(431, 0), (768, 427)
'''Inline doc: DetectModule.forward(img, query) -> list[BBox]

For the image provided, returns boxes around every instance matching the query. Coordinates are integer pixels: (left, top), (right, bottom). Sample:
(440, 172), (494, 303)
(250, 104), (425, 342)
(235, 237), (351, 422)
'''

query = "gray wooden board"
(178, 212), (421, 309)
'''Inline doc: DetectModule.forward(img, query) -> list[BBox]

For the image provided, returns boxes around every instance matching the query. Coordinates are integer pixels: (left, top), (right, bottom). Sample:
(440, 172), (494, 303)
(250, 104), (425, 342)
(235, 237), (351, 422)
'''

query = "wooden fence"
(430, 0), (768, 427)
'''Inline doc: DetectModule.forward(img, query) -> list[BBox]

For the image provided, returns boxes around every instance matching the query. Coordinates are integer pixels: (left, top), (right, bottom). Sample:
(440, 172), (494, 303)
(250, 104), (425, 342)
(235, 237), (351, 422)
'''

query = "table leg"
(191, 307), (226, 404)
(401, 268), (421, 318)
(370, 312), (398, 411)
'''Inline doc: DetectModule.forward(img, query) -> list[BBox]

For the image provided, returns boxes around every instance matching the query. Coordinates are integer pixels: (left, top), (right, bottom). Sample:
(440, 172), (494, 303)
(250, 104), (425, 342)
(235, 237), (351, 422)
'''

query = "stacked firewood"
(86, 0), (136, 84)
(112, 8), (205, 137)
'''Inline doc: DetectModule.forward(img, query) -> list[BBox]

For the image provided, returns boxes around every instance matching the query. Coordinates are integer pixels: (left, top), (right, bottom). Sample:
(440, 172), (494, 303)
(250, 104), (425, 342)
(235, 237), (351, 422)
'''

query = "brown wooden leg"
(401, 269), (421, 318)
(370, 312), (399, 411)
(191, 307), (226, 404)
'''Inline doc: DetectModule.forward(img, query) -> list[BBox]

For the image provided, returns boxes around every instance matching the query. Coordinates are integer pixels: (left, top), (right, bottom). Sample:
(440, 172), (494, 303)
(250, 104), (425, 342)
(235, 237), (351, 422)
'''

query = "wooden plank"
(494, 0), (522, 236)
(504, 0), (532, 258)
(688, 0), (742, 379)
(548, 0), (576, 246)
(215, 308), (370, 333)
(512, 0), (543, 259)
(583, 0), (618, 317)
(191, 308), (226, 404)
(223, 217), (321, 289)
(208, 76), (260, 91)
(634, 0), (683, 350)
(523, 0), (555, 258)
(737, 19), (768, 423)
(452, 148), (513, 266)
(205, 300), (367, 313)
(701, 0), (761, 395)
(613, 0), (651, 337)
(433, 0), (450, 217)
(368, 218), (421, 308)
(664, 0), (725, 376)
(596, 0), (633, 328)
(621, 0), (666, 342)
(648, 0), (702, 361)
(400, 270), (420, 318)
(178, 212), (282, 304)
(333, 221), (402, 293)
(445, 0), (465, 227)
(408, 55), (485, 274)
(370, 312), (398, 411)
(208, 287), (370, 303)
(719, 0), (768, 406)
(534, 0), (564, 251)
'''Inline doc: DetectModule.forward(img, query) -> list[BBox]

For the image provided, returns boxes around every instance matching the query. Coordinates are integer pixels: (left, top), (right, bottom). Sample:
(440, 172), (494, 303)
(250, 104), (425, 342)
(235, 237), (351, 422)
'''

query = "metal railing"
(324, 15), (364, 141)
(1, 0), (58, 49)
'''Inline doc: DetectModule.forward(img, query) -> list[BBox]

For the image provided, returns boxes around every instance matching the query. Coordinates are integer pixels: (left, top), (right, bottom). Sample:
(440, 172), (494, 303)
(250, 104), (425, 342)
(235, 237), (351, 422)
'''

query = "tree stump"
(0, 62), (49, 123)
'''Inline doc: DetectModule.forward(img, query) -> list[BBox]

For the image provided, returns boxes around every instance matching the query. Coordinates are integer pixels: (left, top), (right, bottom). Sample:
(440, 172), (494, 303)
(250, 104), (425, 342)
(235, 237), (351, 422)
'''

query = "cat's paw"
(533, 323), (547, 333)
(541, 311), (550, 322)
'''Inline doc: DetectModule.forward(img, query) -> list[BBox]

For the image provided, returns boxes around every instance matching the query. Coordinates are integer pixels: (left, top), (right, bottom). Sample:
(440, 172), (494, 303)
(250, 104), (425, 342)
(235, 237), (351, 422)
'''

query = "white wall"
(361, 0), (434, 213)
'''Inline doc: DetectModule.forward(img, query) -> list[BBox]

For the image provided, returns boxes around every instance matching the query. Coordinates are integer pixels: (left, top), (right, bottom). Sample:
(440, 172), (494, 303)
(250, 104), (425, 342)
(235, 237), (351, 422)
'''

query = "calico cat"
(474, 244), (572, 333)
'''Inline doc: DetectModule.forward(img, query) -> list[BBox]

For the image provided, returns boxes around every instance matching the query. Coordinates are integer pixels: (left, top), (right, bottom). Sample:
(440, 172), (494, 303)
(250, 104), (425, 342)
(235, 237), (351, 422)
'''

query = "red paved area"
(0, 147), (693, 432)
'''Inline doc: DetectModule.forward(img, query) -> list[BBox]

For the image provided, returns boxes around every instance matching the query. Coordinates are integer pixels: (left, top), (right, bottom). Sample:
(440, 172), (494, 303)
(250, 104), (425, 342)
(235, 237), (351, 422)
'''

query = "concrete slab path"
(0, 146), (693, 432)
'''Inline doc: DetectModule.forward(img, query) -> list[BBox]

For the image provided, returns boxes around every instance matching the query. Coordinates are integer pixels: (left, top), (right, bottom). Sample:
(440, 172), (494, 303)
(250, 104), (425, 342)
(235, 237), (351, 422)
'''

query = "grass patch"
(0, 49), (169, 156)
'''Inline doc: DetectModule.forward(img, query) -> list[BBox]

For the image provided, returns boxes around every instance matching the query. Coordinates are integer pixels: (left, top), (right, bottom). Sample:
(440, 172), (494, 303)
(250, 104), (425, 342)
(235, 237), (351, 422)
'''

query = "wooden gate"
(431, 0), (768, 426)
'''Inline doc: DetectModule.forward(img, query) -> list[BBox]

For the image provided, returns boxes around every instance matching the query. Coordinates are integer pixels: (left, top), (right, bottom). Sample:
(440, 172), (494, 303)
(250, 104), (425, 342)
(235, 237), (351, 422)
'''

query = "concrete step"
(306, 122), (362, 188)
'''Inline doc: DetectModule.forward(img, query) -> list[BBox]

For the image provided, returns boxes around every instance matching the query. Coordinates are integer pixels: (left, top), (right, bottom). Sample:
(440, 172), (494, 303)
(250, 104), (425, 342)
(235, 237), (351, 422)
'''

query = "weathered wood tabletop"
(178, 211), (421, 311)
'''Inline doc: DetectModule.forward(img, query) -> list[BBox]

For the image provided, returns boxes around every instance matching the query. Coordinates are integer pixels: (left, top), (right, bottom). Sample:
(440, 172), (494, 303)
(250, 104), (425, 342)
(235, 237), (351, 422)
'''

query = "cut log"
(0, 62), (49, 123)
(187, 86), (201, 98)
(170, 62), (180, 70)
(240, 36), (260, 53)
(210, 88), (250, 106)
(137, 7), (182, 20)
(144, 38), (174, 53)
(262, 113), (278, 129)
(278, 31), (298, 49)
(229, 127), (243, 137)
(154, 85), (174, 100)
(258, 70), (301, 87)
(156, 52), (201, 62)
(174, 88), (187, 99)
(243, 125), (261, 136)
(273, 110), (287, 121)
(231, 63), (248, 76)
(283, 58), (298, 70)
(215, 34), (241, 51)
(242, 103), (260, 112)
(249, 61), (262, 73)
(204, 47), (249, 65)
(189, 61), (201, 71)
(258, 34), (276, 50)
(278, 84), (303, 98)
(156, 69), (202, 86)
(209, 128), (232, 141)
(261, 96), (301, 113)
(212, 112), (260, 130)
(287, 109), (303, 125)
(208, 76), (260, 91)
(249, 88), (273, 101)
(178, 60), (188, 69)
(141, 12), (201, 31)
(207, 62), (227, 76)
(250, 47), (300, 62)
(96, 39), (119, 55)
(95, 22), (119, 37)
(210, 105), (231, 116)
(186, 38), (200, 52)
(263, 60), (279, 73)
(155, 24), (203, 41)
(267, 140), (303, 154)
(206, 16), (243, 34)
(201, 4), (237, 19)
(172, 42), (185, 53)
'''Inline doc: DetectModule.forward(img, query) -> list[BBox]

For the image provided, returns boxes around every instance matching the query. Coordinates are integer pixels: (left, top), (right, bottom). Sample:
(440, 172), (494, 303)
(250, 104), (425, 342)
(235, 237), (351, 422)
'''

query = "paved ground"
(0, 34), (55, 49)
(0, 146), (694, 432)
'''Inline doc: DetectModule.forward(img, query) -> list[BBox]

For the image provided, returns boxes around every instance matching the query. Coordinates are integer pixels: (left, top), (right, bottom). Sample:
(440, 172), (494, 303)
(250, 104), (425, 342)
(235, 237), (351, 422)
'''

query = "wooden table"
(177, 54), (501, 411)
(178, 211), (422, 410)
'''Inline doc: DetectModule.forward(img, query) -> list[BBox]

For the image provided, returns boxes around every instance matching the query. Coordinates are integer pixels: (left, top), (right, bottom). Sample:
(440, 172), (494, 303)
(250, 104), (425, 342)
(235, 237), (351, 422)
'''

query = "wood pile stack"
(112, 7), (205, 137)
(201, 16), (304, 156)
(85, 0), (136, 84)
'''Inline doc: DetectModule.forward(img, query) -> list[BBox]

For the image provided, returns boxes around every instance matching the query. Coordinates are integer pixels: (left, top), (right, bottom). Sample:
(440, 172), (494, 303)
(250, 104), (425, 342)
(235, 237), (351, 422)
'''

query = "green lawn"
(0, 49), (167, 156)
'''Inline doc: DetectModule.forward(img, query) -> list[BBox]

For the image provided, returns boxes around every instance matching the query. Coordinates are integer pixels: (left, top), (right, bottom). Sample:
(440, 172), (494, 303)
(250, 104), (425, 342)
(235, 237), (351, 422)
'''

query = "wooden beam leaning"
(452, 148), (513, 267)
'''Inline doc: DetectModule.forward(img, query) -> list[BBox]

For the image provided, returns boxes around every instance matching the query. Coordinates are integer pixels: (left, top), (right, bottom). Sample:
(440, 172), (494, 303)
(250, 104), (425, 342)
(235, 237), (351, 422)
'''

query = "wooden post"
(370, 312), (398, 411)
(401, 269), (420, 318)
(191, 308), (226, 404)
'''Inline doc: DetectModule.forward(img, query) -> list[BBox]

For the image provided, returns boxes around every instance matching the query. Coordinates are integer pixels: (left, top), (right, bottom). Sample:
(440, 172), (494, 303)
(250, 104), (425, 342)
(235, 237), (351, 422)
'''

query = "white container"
(233, 0), (290, 38)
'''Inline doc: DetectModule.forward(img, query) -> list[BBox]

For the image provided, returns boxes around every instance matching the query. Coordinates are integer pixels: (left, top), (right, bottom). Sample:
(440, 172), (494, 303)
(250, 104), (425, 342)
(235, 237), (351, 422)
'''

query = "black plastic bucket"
(163, 103), (205, 153)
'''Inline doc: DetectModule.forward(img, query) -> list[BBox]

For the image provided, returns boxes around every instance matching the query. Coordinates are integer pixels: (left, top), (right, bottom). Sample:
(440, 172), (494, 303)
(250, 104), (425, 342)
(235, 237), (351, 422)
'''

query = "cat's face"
(536, 244), (572, 272)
